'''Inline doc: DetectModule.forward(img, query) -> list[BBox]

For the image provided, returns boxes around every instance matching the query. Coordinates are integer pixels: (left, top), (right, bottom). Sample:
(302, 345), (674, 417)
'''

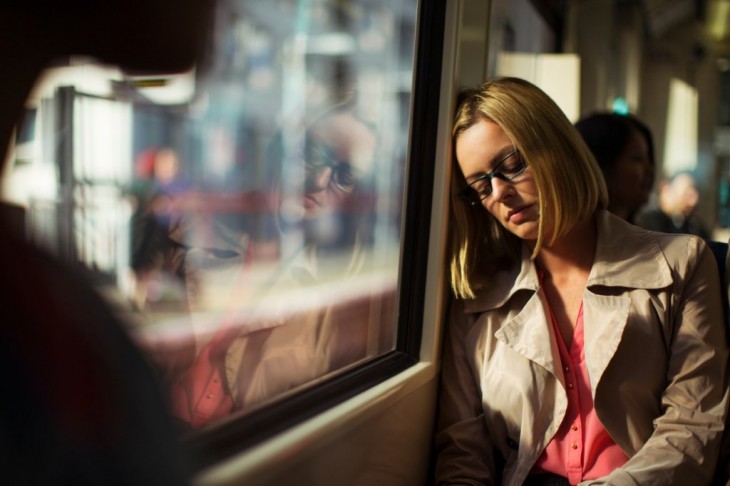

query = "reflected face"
(456, 119), (539, 241)
(301, 112), (376, 219)
(606, 129), (653, 215)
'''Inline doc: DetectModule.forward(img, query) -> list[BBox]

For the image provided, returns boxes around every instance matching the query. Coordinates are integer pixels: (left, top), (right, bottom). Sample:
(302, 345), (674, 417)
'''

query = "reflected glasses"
(304, 140), (357, 194)
(458, 149), (527, 205)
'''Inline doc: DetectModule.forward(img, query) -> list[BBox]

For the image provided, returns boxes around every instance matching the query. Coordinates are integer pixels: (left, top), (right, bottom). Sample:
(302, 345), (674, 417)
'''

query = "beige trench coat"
(435, 210), (729, 485)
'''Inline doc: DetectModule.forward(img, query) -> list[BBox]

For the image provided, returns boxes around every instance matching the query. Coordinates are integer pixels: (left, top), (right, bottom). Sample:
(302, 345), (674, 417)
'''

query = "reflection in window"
(5, 0), (418, 432)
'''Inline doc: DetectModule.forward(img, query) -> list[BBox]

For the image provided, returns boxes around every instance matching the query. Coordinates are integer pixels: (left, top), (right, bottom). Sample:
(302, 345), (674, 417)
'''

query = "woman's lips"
(303, 195), (320, 209)
(508, 205), (531, 223)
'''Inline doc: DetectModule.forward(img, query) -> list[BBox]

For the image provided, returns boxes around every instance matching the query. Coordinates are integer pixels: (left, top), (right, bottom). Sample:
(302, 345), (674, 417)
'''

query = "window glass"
(4, 0), (418, 432)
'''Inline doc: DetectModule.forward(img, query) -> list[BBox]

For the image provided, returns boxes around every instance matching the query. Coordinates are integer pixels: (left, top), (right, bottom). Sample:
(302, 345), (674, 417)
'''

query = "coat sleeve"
(433, 297), (497, 485)
(587, 237), (730, 485)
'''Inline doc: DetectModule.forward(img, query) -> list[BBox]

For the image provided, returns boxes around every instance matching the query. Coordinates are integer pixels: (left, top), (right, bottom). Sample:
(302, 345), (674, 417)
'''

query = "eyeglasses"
(304, 140), (358, 194)
(458, 149), (527, 205)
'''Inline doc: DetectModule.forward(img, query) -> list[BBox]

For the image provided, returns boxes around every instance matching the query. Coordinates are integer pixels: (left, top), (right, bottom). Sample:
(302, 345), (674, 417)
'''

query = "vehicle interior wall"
(566, 0), (725, 236)
(196, 367), (438, 485)
(639, 14), (720, 235)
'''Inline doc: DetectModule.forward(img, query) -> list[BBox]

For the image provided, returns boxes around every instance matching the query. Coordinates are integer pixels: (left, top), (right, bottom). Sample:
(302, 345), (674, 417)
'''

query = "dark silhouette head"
(575, 112), (655, 222)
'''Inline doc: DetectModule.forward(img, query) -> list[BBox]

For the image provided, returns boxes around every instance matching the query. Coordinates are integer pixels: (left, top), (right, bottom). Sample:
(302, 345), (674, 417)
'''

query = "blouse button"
(567, 383), (573, 389)
(571, 443), (578, 450)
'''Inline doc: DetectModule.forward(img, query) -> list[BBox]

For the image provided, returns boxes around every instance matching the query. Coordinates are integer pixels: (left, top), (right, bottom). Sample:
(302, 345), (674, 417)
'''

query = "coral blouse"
(531, 300), (629, 484)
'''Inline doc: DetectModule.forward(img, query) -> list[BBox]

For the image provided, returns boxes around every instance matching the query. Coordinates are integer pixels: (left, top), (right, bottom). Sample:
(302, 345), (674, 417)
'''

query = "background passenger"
(0, 0), (215, 483)
(435, 77), (728, 485)
(128, 147), (189, 310)
(635, 171), (711, 239)
(574, 112), (655, 223)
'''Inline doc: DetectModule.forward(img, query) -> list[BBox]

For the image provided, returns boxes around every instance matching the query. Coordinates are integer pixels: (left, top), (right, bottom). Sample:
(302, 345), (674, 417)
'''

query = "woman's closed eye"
(499, 155), (526, 176)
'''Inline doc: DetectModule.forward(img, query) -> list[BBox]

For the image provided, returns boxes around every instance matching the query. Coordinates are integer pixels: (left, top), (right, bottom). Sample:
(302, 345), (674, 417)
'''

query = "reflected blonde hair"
(449, 77), (607, 299)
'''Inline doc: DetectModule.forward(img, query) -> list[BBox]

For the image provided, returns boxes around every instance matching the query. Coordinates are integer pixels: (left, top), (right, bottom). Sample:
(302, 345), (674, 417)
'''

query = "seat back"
(707, 240), (730, 485)
(707, 240), (729, 333)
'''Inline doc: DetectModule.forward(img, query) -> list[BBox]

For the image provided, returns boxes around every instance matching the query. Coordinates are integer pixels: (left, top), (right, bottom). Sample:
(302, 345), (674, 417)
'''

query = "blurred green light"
(612, 97), (630, 115)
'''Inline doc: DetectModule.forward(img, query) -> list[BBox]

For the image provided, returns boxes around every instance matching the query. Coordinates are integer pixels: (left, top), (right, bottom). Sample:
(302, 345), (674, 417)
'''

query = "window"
(5, 0), (429, 461)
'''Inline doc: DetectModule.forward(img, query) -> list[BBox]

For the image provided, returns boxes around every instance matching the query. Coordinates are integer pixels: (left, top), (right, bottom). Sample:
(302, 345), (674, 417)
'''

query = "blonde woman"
(434, 77), (729, 485)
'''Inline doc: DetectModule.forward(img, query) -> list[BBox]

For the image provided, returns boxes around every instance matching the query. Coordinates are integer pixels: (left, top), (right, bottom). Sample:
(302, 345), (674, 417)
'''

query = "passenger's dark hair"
(626, 114), (655, 166)
(574, 113), (650, 173)
(575, 113), (618, 172)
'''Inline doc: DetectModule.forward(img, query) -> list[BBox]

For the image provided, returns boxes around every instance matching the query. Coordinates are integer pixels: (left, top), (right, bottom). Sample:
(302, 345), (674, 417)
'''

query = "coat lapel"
(494, 291), (562, 382)
(583, 211), (672, 393)
(581, 292), (631, 395)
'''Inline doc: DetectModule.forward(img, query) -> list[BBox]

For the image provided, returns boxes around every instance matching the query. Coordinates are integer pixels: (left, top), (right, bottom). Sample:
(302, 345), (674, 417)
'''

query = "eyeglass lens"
(305, 141), (357, 193)
(460, 150), (525, 204)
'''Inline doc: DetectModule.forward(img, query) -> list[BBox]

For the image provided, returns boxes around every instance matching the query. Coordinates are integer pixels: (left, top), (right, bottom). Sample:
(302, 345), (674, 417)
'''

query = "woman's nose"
(490, 177), (511, 201)
(310, 166), (333, 191)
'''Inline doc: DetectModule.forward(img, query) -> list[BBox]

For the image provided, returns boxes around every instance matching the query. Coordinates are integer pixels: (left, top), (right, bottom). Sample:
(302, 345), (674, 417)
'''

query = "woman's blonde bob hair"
(449, 77), (608, 299)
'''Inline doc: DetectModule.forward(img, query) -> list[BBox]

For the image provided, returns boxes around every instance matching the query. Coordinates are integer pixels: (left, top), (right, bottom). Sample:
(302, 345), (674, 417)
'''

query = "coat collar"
(463, 210), (672, 314)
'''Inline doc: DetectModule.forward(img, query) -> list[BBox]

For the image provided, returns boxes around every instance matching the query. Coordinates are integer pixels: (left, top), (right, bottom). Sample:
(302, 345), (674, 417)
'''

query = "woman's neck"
(534, 216), (597, 279)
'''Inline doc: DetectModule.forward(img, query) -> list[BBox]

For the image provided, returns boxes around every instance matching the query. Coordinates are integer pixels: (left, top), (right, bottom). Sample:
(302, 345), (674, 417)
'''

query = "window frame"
(185, 0), (447, 470)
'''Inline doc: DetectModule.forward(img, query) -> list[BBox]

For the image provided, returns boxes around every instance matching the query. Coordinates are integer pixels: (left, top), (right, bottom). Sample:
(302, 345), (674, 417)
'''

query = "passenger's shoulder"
(647, 229), (707, 257)
(643, 231), (717, 282)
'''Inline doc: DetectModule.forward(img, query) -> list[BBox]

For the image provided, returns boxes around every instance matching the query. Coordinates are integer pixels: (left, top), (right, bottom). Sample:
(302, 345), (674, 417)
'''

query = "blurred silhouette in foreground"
(575, 112), (655, 223)
(0, 0), (214, 483)
(635, 171), (711, 239)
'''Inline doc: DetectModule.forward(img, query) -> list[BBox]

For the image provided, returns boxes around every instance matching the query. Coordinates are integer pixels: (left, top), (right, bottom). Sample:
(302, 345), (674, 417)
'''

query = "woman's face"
(302, 112), (376, 220)
(456, 119), (539, 241)
(606, 129), (653, 217)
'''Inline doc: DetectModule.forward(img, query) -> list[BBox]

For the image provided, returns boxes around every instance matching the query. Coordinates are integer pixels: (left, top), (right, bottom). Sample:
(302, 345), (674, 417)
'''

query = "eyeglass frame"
(303, 138), (359, 195)
(458, 148), (527, 206)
